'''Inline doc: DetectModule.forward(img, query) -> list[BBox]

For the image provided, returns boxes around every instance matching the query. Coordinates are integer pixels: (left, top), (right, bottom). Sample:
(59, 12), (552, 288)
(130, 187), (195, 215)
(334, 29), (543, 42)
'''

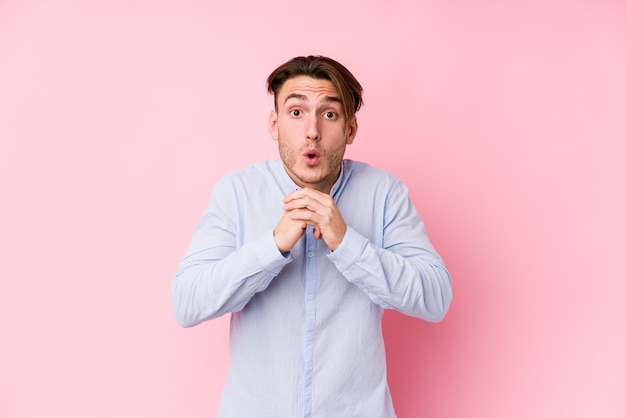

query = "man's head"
(266, 56), (363, 193)
(267, 56), (363, 125)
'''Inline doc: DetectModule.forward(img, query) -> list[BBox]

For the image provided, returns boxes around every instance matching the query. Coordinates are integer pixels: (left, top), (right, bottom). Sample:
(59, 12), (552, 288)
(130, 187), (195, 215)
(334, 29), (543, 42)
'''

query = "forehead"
(277, 76), (339, 102)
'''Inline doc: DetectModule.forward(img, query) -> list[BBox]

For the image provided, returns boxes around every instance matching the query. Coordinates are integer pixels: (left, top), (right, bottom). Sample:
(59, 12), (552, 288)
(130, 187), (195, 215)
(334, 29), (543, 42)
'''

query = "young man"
(171, 55), (452, 418)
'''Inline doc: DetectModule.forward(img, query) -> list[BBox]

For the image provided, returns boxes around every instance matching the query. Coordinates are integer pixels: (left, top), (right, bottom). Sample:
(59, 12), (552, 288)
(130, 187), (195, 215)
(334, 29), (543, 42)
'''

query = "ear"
(268, 110), (279, 141)
(346, 115), (358, 145)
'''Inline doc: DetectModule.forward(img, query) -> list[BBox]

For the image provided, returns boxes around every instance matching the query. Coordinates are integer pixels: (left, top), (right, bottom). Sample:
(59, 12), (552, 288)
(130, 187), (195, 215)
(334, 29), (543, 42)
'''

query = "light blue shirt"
(171, 159), (452, 418)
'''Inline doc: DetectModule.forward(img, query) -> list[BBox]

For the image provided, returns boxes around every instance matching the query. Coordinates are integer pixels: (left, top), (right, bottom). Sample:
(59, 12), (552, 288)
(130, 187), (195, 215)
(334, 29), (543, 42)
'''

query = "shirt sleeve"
(170, 178), (291, 328)
(327, 181), (452, 322)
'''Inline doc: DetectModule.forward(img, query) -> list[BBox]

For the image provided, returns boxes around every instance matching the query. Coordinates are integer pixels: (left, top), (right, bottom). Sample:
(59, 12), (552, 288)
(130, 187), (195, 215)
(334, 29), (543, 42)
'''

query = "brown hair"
(267, 55), (364, 122)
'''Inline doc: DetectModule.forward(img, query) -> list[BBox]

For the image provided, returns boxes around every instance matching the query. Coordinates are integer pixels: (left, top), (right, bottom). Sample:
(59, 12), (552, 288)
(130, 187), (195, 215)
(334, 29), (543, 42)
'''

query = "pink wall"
(1, 1), (624, 417)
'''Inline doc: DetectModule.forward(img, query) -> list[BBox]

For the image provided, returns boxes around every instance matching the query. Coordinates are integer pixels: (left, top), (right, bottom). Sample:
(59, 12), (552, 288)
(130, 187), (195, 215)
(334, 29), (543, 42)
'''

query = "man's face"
(269, 76), (358, 194)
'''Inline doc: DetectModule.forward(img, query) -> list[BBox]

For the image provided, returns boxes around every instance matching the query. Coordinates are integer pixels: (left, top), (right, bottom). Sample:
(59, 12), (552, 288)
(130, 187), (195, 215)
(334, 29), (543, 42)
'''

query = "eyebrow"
(283, 93), (341, 105)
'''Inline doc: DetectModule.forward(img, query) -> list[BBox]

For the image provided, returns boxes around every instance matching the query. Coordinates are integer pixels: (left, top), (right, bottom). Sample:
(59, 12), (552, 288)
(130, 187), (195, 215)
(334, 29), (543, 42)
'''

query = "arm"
(328, 182), (452, 322)
(170, 179), (291, 328)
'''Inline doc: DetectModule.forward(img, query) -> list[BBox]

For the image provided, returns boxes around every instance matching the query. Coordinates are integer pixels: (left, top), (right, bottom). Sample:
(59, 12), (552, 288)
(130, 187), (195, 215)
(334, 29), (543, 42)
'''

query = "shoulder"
(205, 160), (282, 210)
(216, 159), (280, 187)
(343, 159), (401, 187)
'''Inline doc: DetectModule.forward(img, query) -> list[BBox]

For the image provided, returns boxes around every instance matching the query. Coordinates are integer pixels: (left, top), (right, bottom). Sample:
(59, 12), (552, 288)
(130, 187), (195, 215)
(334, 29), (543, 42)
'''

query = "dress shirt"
(171, 158), (452, 418)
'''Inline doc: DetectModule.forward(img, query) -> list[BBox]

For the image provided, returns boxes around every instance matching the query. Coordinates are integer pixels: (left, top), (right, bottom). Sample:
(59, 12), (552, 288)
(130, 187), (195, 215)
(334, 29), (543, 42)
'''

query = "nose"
(306, 115), (320, 142)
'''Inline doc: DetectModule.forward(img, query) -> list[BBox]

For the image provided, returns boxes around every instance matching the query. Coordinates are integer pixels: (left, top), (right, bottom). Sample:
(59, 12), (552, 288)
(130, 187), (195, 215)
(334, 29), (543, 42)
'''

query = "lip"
(303, 149), (320, 165)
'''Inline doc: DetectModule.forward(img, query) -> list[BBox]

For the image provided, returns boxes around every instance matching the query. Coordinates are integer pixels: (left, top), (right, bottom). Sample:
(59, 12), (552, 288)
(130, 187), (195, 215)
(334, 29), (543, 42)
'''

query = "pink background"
(1, 0), (625, 417)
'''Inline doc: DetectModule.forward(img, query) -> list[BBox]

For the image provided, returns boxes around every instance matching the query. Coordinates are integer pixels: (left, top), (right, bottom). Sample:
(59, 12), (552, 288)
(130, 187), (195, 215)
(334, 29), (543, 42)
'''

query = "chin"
(300, 168), (326, 181)
(294, 173), (323, 186)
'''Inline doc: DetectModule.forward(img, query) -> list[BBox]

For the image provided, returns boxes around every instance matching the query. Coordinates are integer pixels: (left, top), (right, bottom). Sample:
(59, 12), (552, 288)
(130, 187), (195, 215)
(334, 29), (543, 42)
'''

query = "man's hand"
(275, 188), (347, 252)
(273, 209), (308, 254)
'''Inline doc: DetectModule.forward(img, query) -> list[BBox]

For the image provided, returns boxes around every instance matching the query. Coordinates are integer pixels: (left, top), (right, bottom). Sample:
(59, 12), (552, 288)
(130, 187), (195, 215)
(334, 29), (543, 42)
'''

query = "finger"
(284, 187), (327, 203)
(286, 211), (322, 240)
(283, 189), (307, 203)
(284, 196), (322, 213)
(288, 208), (319, 224)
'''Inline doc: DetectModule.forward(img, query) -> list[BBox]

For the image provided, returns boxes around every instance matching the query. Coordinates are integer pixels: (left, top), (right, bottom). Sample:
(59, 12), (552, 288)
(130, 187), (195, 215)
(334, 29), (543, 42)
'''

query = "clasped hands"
(273, 188), (346, 253)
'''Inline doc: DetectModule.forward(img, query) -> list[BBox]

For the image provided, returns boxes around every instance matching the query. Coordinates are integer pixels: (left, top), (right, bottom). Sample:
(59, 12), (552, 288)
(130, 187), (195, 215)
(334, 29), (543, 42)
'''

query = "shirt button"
(307, 294), (314, 301)
(307, 252), (314, 258)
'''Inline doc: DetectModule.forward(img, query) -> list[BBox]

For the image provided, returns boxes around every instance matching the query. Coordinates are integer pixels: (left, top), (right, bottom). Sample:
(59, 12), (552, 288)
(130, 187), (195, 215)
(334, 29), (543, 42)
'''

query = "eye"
(290, 109), (302, 117)
(324, 111), (337, 119)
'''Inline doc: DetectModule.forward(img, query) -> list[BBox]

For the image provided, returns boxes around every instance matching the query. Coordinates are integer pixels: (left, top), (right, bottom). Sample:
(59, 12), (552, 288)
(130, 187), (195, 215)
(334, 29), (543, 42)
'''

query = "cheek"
(325, 126), (351, 145)
(277, 118), (298, 137)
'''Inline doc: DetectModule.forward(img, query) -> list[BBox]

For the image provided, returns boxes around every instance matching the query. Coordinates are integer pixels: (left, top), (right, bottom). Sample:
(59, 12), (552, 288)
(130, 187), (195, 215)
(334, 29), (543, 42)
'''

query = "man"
(171, 55), (452, 418)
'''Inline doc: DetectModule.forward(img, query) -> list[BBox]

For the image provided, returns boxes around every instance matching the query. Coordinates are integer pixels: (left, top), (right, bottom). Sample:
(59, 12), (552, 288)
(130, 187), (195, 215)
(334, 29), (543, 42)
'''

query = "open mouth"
(304, 149), (320, 165)
(304, 149), (320, 159)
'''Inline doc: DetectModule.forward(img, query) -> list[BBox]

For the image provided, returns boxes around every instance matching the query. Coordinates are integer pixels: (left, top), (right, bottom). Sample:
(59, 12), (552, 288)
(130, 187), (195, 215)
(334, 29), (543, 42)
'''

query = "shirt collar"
(272, 158), (351, 198)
